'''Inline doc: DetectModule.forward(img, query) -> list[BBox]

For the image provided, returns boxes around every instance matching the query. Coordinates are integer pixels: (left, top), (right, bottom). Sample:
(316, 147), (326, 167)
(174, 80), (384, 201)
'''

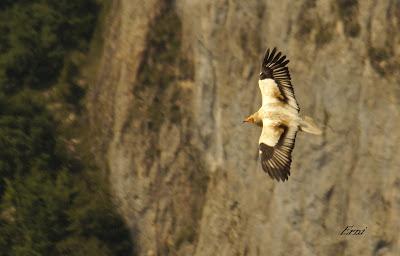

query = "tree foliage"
(0, 93), (59, 196)
(0, 1), (133, 255)
(0, 170), (132, 256)
(0, 0), (98, 92)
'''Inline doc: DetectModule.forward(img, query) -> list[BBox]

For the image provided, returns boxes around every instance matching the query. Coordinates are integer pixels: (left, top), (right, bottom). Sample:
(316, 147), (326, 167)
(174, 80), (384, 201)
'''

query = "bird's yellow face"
(243, 116), (255, 124)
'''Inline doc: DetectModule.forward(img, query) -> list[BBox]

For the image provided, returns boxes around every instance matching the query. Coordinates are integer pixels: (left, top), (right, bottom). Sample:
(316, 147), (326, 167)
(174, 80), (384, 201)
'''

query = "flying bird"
(243, 47), (321, 181)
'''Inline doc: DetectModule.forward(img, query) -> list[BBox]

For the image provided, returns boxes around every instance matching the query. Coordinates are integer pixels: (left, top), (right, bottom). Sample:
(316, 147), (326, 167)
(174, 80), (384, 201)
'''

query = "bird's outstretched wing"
(259, 47), (299, 111)
(259, 120), (298, 181)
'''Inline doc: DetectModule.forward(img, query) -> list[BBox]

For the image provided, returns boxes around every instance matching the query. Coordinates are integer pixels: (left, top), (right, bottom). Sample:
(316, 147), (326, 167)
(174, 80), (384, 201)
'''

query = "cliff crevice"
(89, 0), (400, 255)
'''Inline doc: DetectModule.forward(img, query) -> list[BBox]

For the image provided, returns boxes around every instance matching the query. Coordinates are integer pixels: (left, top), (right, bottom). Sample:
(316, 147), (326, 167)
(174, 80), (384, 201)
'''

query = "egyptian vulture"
(243, 48), (321, 181)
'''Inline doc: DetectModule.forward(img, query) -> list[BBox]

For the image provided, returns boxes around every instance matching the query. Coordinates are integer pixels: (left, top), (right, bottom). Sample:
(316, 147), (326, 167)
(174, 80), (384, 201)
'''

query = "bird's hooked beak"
(243, 116), (253, 124)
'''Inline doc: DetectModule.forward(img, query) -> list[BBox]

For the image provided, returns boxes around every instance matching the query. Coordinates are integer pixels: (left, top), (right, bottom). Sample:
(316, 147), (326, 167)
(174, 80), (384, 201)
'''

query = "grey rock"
(88, 0), (400, 255)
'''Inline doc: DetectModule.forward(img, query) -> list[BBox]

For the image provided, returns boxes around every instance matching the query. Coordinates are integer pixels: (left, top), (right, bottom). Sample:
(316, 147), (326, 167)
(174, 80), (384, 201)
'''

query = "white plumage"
(243, 48), (321, 181)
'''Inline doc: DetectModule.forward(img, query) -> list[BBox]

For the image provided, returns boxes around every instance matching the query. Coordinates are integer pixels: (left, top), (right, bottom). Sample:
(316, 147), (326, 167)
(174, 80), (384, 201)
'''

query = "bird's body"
(244, 48), (321, 181)
(255, 78), (301, 130)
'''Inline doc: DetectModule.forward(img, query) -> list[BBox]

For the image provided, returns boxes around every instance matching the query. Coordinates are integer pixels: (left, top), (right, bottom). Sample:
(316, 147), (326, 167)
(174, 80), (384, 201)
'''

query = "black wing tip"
(271, 165), (291, 182)
(259, 142), (292, 182)
(262, 47), (286, 64)
(260, 47), (289, 80)
(262, 164), (291, 182)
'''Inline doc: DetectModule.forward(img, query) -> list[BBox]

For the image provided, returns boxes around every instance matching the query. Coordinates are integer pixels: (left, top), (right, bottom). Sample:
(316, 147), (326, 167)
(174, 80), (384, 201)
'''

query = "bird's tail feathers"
(299, 116), (322, 135)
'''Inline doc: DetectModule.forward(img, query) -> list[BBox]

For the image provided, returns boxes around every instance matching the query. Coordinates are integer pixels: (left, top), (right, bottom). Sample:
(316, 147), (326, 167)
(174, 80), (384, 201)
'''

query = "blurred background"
(0, 0), (399, 255)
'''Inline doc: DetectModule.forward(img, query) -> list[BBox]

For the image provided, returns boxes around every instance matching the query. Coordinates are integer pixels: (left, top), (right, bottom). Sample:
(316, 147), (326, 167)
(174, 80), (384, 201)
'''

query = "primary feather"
(244, 47), (321, 181)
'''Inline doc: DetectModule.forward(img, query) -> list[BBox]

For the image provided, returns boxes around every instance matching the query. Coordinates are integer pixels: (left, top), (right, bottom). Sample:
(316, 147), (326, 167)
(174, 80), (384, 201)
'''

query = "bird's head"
(243, 115), (255, 124)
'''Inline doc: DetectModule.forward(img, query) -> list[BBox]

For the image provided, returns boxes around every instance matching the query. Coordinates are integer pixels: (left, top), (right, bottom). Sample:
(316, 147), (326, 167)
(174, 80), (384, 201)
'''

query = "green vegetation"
(0, 1), (133, 255)
(0, 0), (98, 92)
(0, 93), (59, 196)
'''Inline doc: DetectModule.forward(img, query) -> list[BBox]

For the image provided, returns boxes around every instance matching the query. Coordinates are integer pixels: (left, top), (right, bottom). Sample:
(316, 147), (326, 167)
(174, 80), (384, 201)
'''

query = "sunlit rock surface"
(88, 0), (400, 255)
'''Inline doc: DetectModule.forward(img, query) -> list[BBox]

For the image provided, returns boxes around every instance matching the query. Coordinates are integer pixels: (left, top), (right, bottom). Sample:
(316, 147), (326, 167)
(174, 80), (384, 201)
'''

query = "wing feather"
(258, 79), (284, 105)
(258, 120), (283, 146)
(259, 47), (299, 111)
(259, 123), (298, 182)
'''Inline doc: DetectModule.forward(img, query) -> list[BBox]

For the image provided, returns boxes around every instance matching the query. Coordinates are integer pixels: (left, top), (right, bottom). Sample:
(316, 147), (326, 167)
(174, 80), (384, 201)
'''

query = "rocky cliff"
(88, 0), (400, 255)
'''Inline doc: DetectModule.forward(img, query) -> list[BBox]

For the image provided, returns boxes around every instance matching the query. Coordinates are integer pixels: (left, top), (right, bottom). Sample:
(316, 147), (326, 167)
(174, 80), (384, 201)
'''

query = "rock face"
(88, 0), (400, 255)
